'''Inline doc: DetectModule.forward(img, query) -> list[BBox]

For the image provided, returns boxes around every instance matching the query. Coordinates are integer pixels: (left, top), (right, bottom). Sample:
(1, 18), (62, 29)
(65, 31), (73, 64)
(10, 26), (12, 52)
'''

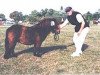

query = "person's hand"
(59, 24), (62, 29)
(77, 32), (81, 36)
(58, 25), (61, 29)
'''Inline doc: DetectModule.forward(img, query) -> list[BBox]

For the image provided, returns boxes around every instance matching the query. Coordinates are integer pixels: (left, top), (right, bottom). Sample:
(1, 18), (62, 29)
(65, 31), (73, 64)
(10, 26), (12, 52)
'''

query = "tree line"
(0, 8), (100, 24)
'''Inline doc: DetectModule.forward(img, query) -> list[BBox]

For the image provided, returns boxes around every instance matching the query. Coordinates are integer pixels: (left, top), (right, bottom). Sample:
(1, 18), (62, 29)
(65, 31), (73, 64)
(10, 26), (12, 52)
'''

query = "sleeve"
(60, 19), (69, 28)
(76, 14), (85, 25)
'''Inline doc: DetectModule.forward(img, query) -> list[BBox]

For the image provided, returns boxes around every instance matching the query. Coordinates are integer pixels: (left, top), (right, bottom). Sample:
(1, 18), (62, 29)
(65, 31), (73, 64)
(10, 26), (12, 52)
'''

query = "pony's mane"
(33, 17), (57, 28)
(38, 17), (56, 24)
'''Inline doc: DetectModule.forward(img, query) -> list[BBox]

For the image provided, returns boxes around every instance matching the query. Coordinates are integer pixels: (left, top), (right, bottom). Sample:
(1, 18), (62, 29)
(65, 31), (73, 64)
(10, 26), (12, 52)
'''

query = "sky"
(0, 0), (100, 19)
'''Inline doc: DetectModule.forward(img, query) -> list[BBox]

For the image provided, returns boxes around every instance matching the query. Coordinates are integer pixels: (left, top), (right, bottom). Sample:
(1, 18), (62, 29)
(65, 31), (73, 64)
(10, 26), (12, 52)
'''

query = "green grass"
(0, 25), (100, 75)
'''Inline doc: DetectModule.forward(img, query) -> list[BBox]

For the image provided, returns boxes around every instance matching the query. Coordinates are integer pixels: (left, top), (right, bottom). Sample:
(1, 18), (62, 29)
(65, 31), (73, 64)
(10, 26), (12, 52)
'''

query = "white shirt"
(60, 14), (85, 28)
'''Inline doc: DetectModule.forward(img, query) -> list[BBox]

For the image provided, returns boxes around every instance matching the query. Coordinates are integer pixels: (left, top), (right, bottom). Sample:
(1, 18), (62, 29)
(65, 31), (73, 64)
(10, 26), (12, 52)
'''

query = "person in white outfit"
(60, 7), (90, 57)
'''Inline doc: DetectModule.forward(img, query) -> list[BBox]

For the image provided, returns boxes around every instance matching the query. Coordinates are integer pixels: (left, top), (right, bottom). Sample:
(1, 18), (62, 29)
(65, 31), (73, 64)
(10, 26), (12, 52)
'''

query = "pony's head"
(49, 18), (60, 34)
(37, 18), (60, 34)
(50, 18), (62, 41)
(36, 18), (61, 41)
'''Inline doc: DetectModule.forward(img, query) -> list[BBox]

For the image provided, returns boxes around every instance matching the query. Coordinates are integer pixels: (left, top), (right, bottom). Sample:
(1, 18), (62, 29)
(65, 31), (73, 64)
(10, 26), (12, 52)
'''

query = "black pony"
(4, 18), (61, 59)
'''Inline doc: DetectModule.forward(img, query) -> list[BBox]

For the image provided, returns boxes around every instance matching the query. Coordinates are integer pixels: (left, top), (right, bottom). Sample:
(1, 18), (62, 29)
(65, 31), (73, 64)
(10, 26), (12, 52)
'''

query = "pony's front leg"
(34, 46), (41, 57)
(34, 35), (42, 57)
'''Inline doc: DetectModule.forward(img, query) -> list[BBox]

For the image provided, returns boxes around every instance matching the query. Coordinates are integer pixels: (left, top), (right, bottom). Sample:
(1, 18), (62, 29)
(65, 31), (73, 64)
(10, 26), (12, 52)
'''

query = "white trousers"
(73, 27), (90, 53)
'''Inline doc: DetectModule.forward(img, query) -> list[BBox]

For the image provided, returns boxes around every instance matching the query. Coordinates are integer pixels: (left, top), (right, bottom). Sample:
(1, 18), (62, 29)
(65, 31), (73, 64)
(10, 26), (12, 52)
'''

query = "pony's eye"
(51, 21), (55, 26)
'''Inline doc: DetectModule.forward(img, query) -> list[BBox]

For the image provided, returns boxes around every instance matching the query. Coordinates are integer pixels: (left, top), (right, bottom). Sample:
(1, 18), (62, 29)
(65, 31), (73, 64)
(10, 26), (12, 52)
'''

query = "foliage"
(7, 8), (100, 25)
(23, 15), (29, 21)
(48, 9), (54, 16)
(0, 13), (6, 21)
(85, 11), (93, 21)
(93, 12), (100, 19)
(24, 8), (64, 23)
(9, 11), (23, 24)
(41, 9), (48, 17)
(84, 10), (100, 22)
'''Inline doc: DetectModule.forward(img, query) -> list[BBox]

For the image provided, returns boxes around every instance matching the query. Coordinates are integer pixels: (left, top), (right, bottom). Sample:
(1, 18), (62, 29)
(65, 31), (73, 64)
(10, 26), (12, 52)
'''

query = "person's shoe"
(71, 51), (82, 57)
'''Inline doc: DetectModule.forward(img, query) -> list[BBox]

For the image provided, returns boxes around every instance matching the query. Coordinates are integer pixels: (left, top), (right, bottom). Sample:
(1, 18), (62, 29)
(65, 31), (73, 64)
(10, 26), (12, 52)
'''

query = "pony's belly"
(19, 35), (34, 45)
(19, 26), (34, 45)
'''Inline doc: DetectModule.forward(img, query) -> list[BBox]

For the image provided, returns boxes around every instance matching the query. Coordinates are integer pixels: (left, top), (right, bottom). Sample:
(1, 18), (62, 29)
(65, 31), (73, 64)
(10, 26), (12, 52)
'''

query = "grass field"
(0, 25), (100, 75)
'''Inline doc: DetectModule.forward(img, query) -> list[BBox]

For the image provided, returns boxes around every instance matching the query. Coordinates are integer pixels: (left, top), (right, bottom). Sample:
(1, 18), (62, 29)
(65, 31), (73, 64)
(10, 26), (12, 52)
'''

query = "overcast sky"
(0, 0), (100, 19)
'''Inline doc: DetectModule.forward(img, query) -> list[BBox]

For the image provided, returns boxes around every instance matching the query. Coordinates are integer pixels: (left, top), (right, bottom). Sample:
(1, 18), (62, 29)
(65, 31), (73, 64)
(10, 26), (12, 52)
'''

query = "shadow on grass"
(15, 45), (67, 57)
(66, 43), (89, 52)
(10, 43), (89, 58)
(82, 44), (89, 52)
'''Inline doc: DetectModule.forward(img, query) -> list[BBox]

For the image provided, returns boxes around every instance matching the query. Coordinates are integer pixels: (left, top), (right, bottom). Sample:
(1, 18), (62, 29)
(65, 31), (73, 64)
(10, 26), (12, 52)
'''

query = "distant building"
(4, 20), (15, 25)
(0, 18), (3, 25)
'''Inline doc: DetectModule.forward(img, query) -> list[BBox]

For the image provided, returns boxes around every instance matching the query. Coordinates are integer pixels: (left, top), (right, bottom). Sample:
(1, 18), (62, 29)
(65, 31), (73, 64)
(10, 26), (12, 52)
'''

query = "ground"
(0, 25), (100, 75)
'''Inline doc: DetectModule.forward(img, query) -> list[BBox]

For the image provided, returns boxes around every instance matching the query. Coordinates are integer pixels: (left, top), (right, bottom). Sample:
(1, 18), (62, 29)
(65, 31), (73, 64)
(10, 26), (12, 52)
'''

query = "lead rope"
(54, 33), (59, 41)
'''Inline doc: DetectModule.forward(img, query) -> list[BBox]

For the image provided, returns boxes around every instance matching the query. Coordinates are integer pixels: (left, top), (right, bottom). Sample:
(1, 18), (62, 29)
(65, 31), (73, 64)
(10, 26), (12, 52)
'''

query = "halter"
(50, 19), (60, 41)
(54, 26), (60, 41)
(54, 33), (59, 41)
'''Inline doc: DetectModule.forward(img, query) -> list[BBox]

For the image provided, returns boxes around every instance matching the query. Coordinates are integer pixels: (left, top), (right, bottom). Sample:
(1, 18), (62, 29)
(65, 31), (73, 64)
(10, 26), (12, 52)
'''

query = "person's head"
(65, 7), (73, 16)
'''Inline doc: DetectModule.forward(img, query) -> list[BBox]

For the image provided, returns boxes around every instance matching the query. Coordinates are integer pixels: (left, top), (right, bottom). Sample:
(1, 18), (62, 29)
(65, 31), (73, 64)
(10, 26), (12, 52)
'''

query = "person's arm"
(60, 19), (69, 29)
(76, 14), (85, 36)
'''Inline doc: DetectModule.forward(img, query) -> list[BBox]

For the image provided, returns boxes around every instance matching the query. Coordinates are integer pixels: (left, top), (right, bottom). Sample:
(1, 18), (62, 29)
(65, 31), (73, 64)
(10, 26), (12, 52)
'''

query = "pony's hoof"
(4, 54), (17, 59)
(4, 55), (11, 59)
(12, 54), (17, 58)
(34, 52), (42, 57)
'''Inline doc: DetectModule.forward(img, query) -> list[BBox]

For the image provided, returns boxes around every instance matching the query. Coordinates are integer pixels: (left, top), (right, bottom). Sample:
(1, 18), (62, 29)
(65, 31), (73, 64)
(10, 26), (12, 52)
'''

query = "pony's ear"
(51, 21), (55, 26)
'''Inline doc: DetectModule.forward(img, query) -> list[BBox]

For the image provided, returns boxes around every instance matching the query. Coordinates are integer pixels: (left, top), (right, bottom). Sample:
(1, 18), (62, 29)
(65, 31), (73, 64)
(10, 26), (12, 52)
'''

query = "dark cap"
(65, 7), (72, 12)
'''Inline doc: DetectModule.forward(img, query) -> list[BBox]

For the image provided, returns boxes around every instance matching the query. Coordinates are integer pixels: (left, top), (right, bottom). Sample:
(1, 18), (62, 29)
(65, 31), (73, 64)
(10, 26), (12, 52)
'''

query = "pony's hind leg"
(4, 32), (17, 59)
(4, 38), (17, 59)
(4, 37), (11, 59)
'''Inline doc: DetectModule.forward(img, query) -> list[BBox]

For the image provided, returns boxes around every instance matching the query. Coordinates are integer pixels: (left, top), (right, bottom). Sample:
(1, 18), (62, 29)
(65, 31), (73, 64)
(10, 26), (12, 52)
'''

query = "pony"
(4, 18), (61, 59)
